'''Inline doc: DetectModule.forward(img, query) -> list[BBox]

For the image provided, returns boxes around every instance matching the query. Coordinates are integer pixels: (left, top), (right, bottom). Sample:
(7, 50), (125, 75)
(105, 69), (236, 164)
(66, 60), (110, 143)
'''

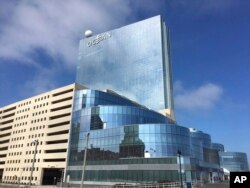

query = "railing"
(0, 180), (205, 188)
(113, 181), (204, 188)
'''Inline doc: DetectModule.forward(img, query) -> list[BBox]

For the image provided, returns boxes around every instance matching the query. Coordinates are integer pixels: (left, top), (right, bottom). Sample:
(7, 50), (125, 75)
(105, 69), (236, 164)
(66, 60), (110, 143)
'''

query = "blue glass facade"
(219, 152), (249, 172)
(76, 15), (175, 117)
(68, 90), (188, 163)
(211, 143), (225, 152)
(66, 89), (220, 183)
(66, 15), (248, 184)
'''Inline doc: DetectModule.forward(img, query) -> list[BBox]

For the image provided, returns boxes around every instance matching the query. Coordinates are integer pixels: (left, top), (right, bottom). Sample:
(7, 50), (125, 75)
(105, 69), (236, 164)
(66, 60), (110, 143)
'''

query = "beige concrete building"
(0, 83), (85, 185)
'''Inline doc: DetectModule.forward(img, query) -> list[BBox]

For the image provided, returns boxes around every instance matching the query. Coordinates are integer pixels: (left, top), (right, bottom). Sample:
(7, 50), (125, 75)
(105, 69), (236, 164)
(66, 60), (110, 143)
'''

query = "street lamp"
(177, 150), (184, 188)
(60, 168), (64, 188)
(53, 177), (57, 187)
(28, 140), (39, 188)
(18, 167), (24, 187)
(80, 133), (90, 188)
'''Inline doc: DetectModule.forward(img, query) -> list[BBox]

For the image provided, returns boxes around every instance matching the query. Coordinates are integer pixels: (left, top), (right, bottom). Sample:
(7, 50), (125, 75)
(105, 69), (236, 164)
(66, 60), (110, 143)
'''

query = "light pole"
(18, 167), (24, 187)
(80, 133), (90, 188)
(177, 150), (184, 188)
(53, 177), (57, 187)
(29, 140), (39, 188)
(60, 168), (64, 188)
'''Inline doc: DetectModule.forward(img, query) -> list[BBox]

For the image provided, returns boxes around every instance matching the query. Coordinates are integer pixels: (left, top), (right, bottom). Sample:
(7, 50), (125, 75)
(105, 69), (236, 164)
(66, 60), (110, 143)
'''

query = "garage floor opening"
(42, 168), (63, 185)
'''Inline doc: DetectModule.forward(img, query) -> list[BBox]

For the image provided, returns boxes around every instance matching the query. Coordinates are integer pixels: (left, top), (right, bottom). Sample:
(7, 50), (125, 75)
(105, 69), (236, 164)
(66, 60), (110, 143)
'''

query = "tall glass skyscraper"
(76, 15), (175, 120)
(66, 16), (248, 185)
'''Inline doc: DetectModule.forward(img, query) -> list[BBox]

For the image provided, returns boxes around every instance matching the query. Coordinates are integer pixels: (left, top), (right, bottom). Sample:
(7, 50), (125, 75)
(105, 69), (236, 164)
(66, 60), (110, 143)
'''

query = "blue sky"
(0, 0), (249, 163)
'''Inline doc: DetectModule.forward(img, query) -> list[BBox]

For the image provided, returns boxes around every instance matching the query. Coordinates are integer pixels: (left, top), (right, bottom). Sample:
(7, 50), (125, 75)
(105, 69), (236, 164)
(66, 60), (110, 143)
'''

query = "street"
(202, 181), (229, 188)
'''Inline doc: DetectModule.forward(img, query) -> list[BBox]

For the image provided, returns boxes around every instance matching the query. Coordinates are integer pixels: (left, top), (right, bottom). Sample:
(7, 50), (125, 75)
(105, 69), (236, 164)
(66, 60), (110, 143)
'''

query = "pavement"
(0, 181), (230, 188)
(202, 181), (229, 188)
(0, 184), (55, 188)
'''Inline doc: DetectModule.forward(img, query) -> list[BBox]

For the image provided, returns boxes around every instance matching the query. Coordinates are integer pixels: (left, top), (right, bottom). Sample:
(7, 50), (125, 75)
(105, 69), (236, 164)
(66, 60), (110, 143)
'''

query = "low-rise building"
(0, 83), (84, 185)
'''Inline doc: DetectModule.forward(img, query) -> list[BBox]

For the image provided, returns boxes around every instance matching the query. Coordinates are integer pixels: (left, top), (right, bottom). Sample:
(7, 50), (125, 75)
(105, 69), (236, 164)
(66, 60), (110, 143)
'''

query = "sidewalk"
(202, 181), (229, 188)
(0, 184), (55, 188)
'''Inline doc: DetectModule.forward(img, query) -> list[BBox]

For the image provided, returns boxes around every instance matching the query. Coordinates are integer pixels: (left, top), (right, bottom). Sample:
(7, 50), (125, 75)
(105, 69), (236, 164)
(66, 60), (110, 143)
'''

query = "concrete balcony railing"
(41, 143), (68, 150)
(49, 108), (72, 118)
(0, 142), (10, 148)
(42, 152), (67, 159)
(0, 149), (8, 155)
(46, 125), (69, 134)
(0, 134), (11, 142)
(45, 134), (70, 142)
(0, 116), (14, 125)
(48, 116), (71, 126)
(49, 100), (72, 110)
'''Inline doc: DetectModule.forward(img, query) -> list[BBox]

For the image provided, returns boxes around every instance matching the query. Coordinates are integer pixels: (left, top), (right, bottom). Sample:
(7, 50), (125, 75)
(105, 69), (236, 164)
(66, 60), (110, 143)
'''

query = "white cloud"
(0, 0), (132, 66)
(174, 82), (223, 110)
(0, 0), (134, 95)
(21, 67), (57, 97)
(173, 80), (184, 93)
